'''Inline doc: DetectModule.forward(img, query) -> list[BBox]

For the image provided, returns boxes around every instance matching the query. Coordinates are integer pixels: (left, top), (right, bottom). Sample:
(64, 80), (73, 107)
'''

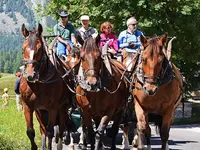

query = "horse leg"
(121, 124), (130, 149)
(95, 115), (110, 150)
(134, 101), (148, 150)
(160, 109), (173, 150)
(23, 103), (37, 150)
(145, 123), (151, 150)
(78, 116), (87, 149)
(82, 107), (95, 150)
(94, 118), (104, 149)
(57, 107), (67, 150)
(47, 110), (57, 150)
(35, 109), (48, 150)
(110, 112), (122, 150)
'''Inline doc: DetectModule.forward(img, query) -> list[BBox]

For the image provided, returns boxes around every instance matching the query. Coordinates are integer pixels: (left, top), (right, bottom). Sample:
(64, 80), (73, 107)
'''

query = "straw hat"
(4, 88), (8, 92)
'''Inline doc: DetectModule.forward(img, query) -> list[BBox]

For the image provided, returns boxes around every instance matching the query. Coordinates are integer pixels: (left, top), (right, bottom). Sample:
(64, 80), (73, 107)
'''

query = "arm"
(99, 34), (106, 47)
(112, 35), (119, 50)
(71, 25), (76, 45)
(118, 32), (129, 48)
(135, 31), (144, 50)
(71, 35), (76, 45)
(54, 25), (68, 45)
(92, 28), (98, 39)
(14, 80), (18, 94)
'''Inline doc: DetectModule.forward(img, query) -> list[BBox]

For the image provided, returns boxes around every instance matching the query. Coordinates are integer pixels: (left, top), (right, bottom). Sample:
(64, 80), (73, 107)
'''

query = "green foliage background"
(43, 0), (200, 93)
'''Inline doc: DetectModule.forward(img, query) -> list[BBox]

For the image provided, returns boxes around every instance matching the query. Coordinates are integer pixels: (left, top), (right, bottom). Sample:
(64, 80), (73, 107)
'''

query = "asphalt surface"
(56, 124), (200, 150)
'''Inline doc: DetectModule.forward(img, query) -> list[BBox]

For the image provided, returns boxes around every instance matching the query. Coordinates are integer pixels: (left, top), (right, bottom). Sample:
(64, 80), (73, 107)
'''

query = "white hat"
(4, 88), (8, 92)
(80, 15), (90, 21)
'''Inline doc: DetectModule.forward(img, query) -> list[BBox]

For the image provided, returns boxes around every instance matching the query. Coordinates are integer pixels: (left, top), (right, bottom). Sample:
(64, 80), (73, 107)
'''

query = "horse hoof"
(78, 143), (87, 150)
(68, 144), (75, 150)
(121, 144), (130, 150)
(31, 145), (38, 150)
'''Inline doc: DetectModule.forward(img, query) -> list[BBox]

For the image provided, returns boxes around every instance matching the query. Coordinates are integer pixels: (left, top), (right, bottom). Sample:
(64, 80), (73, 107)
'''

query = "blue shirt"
(14, 78), (21, 94)
(118, 30), (144, 52)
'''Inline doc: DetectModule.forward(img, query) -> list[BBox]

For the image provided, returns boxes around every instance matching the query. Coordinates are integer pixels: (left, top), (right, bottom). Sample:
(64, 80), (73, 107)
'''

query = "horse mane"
(146, 37), (163, 58)
(82, 37), (100, 58)
(27, 29), (43, 50)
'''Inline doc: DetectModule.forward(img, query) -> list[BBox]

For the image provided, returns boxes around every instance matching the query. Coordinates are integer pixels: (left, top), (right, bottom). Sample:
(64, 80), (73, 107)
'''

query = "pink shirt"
(100, 33), (119, 50)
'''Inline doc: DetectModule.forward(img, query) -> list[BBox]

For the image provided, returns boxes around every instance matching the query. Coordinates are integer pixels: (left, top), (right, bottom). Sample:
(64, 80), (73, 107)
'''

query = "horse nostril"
(27, 76), (33, 81)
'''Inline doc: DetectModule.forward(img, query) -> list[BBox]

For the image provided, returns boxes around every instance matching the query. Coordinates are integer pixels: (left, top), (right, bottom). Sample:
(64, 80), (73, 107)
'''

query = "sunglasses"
(105, 27), (112, 29)
(61, 16), (68, 18)
(131, 24), (137, 26)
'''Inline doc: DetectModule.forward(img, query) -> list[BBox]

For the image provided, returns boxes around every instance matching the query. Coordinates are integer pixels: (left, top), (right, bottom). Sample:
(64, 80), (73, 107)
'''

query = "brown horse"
(74, 36), (128, 150)
(131, 34), (183, 150)
(20, 24), (71, 150)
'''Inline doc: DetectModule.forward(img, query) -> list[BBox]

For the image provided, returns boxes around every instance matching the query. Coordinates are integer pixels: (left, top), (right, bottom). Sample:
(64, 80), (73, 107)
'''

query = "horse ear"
(140, 35), (147, 47)
(159, 33), (167, 46)
(37, 23), (43, 35)
(21, 24), (29, 37)
(95, 34), (101, 46)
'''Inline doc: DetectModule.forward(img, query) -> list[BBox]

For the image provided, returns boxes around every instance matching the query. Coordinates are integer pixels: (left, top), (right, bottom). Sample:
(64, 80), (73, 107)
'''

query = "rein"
(52, 52), (86, 97)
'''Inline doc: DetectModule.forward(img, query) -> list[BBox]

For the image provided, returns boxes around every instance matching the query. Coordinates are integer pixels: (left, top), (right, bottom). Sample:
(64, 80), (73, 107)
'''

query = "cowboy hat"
(57, 10), (69, 17)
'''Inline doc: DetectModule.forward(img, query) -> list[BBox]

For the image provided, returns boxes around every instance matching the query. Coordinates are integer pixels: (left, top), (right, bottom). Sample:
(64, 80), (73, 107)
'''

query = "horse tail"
(148, 113), (162, 135)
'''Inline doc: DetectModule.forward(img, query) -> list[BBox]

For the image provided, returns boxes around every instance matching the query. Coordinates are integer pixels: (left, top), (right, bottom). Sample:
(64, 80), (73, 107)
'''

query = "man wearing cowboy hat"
(54, 10), (76, 57)
(77, 15), (98, 41)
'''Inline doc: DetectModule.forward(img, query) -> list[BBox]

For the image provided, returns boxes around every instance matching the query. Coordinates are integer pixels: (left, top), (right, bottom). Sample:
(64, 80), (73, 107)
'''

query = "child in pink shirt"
(100, 22), (119, 54)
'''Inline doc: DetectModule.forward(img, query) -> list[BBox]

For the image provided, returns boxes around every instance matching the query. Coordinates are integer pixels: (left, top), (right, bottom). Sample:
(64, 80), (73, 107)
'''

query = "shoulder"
(119, 30), (126, 36)
(89, 27), (97, 32)
(110, 33), (117, 38)
(136, 30), (144, 36)
(67, 22), (75, 29)
(54, 23), (59, 28)
(100, 33), (106, 39)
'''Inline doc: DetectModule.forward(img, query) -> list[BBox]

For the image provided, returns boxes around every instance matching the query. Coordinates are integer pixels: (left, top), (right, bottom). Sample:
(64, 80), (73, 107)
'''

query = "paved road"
(58, 124), (200, 150)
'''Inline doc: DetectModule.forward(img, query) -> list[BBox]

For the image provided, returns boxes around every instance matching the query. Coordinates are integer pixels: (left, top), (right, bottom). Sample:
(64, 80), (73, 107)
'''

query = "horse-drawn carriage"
(20, 23), (183, 150)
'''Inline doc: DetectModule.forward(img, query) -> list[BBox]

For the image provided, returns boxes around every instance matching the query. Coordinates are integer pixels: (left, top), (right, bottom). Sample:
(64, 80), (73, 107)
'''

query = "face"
(104, 26), (112, 34)
(61, 16), (69, 23)
(128, 19), (137, 32)
(81, 20), (89, 28)
(21, 24), (44, 81)
(140, 35), (167, 95)
(80, 38), (101, 91)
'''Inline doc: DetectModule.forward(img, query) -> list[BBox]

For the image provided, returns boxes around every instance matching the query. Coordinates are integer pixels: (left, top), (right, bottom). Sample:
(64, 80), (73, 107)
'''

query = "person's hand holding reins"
(64, 41), (71, 52)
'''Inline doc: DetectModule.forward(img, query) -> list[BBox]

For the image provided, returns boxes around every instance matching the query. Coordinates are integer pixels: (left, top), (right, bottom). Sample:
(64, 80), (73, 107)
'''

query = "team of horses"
(20, 24), (183, 150)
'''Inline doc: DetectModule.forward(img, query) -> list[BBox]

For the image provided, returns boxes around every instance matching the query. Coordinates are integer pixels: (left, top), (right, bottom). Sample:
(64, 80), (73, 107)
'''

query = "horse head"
(77, 35), (102, 91)
(139, 34), (168, 95)
(21, 24), (46, 82)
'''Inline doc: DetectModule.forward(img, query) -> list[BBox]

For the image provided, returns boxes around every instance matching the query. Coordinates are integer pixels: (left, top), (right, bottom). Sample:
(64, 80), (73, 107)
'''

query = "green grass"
(0, 73), (41, 150)
(0, 73), (17, 96)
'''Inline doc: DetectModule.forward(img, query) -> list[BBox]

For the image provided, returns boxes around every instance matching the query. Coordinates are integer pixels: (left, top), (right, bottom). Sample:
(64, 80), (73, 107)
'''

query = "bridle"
(135, 48), (172, 92)
(22, 36), (50, 83)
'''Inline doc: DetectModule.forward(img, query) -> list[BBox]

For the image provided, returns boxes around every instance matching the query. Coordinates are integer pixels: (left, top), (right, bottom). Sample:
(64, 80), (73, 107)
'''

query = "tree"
(44, 0), (200, 93)
(4, 61), (11, 73)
